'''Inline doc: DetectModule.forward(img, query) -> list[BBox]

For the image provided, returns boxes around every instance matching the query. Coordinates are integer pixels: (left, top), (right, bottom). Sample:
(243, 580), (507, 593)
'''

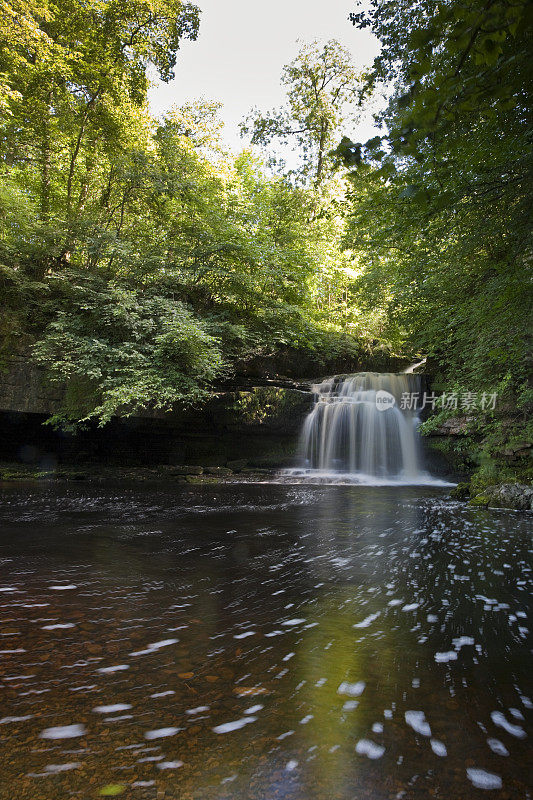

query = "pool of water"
(0, 481), (531, 799)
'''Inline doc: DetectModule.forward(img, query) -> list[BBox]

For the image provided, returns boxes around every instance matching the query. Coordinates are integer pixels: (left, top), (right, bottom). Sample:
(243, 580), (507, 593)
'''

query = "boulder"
(204, 467), (233, 476)
(484, 483), (533, 511)
(169, 466), (203, 475)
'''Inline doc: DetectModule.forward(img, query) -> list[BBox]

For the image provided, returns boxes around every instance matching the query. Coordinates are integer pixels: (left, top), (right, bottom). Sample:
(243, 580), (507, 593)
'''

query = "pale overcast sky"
(149, 0), (382, 156)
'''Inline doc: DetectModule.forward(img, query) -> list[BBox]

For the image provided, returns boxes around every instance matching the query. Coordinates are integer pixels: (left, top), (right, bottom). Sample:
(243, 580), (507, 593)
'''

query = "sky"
(149, 0), (382, 158)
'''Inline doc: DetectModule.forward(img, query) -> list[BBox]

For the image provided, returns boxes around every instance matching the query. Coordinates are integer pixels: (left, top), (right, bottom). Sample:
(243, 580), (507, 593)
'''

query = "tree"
(336, 0), (533, 486)
(241, 39), (364, 188)
(1, 4), (370, 428)
(0, 0), (200, 268)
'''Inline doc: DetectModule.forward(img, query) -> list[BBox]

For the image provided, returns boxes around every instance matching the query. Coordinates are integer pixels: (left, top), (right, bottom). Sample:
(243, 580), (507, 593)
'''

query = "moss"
(469, 494), (489, 507)
(185, 475), (222, 484)
(450, 482), (470, 500)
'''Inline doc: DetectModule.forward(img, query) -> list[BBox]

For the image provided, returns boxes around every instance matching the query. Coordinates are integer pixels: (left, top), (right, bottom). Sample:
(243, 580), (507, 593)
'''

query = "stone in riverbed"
(169, 466), (203, 475)
(226, 459), (249, 471)
(484, 483), (533, 511)
(450, 482), (470, 500)
(204, 467), (233, 476)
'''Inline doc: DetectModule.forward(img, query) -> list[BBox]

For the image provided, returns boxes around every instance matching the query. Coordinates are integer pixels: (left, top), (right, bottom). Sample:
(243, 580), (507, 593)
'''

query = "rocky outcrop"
(430, 416), (474, 436)
(477, 483), (533, 512)
(0, 351), (65, 415)
(0, 385), (313, 469)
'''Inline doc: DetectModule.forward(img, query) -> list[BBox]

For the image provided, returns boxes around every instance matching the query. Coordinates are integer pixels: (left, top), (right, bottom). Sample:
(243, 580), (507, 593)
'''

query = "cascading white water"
(294, 372), (434, 484)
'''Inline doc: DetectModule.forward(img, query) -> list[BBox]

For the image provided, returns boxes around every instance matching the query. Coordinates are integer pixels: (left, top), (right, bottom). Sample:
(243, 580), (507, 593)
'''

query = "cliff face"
(0, 354), (313, 468)
(0, 346), (409, 470)
(0, 351), (65, 415)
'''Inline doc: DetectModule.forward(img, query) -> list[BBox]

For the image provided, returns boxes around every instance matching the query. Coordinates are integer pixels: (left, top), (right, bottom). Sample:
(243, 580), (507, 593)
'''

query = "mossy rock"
(226, 459), (249, 471)
(204, 466), (233, 476)
(169, 465), (203, 475)
(450, 482), (470, 500)
(56, 470), (88, 481)
(469, 494), (489, 507)
(240, 467), (272, 475)
(185, 475), (221, 484)
(0, 470), (24, 480)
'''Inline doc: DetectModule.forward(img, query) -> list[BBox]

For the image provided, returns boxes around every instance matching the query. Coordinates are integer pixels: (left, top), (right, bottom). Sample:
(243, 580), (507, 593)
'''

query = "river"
(0, 481), (530, 799)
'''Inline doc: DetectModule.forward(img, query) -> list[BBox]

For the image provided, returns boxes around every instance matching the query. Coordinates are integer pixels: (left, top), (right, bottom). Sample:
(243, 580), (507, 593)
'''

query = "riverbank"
(1, 460), (531, 512)
(0, 460), (274, 485)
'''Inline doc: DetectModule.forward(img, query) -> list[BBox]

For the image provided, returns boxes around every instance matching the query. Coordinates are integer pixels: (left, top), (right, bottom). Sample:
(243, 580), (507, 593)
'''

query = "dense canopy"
(1, 0), (531, 487)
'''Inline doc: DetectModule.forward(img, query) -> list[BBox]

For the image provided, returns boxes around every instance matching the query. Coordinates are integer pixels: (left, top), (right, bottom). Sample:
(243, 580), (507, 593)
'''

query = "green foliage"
(241, 40), (364, 188)
(33, 278), (224, 425)
(340, 0), (533, 486)
(0, 7), (370, 425)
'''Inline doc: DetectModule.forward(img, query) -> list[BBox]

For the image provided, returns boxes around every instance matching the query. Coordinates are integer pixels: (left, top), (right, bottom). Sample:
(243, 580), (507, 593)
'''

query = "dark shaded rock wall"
(0, 387), (312, 469)
(0, 345), (409, 469)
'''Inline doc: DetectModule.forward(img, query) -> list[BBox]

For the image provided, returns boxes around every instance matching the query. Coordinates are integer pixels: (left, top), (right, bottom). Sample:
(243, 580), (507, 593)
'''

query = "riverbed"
(0, 482), (530, 799)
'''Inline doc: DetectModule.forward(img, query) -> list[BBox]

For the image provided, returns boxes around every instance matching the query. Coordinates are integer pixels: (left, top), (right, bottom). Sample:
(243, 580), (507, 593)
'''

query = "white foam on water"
(487, 738), (509, 756)
(42, 623), (76, 630)
(466, 768), (502, 790)
(49, 585), (77, 590)
(430, 739), (447, 756)
(40, 724), (86, 739)
(44, 763), (81, 773)
(213, 717), (257, 734)
(435, 651), (458, 663)
(144, 727), (181, 740)
(353, 612), (381, 628)
(338, 681), (366, 697)
(97, 664), (130, 674)
(343, 701), (359, 711)
(490, 711), (526, 739)
(281, 468), (455, 487)
(405, 711), (431, 737)
(245, 705), (263, 714)
(355, 739), (385, 759)
(130, 638), (178, 656)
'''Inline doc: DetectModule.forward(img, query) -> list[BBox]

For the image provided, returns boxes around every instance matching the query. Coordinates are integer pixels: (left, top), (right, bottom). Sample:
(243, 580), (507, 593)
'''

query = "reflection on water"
(0, 482), (531, 800)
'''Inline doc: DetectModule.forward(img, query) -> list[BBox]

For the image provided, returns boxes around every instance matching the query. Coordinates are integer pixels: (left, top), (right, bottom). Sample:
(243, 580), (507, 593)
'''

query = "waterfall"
(292, 372), (438, 485)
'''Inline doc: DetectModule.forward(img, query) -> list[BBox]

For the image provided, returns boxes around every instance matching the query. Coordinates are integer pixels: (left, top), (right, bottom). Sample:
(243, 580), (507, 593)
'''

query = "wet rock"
(226, 459), (249, 472)
(450, 482), (470, 500)
(469, 494), (489, 507)
(432, 416), (474, 436)
(247, 454), (293, 469)
(169, 466), (203, 475)
(484, 483), (533, 511)
(204, 467), (233, 476)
